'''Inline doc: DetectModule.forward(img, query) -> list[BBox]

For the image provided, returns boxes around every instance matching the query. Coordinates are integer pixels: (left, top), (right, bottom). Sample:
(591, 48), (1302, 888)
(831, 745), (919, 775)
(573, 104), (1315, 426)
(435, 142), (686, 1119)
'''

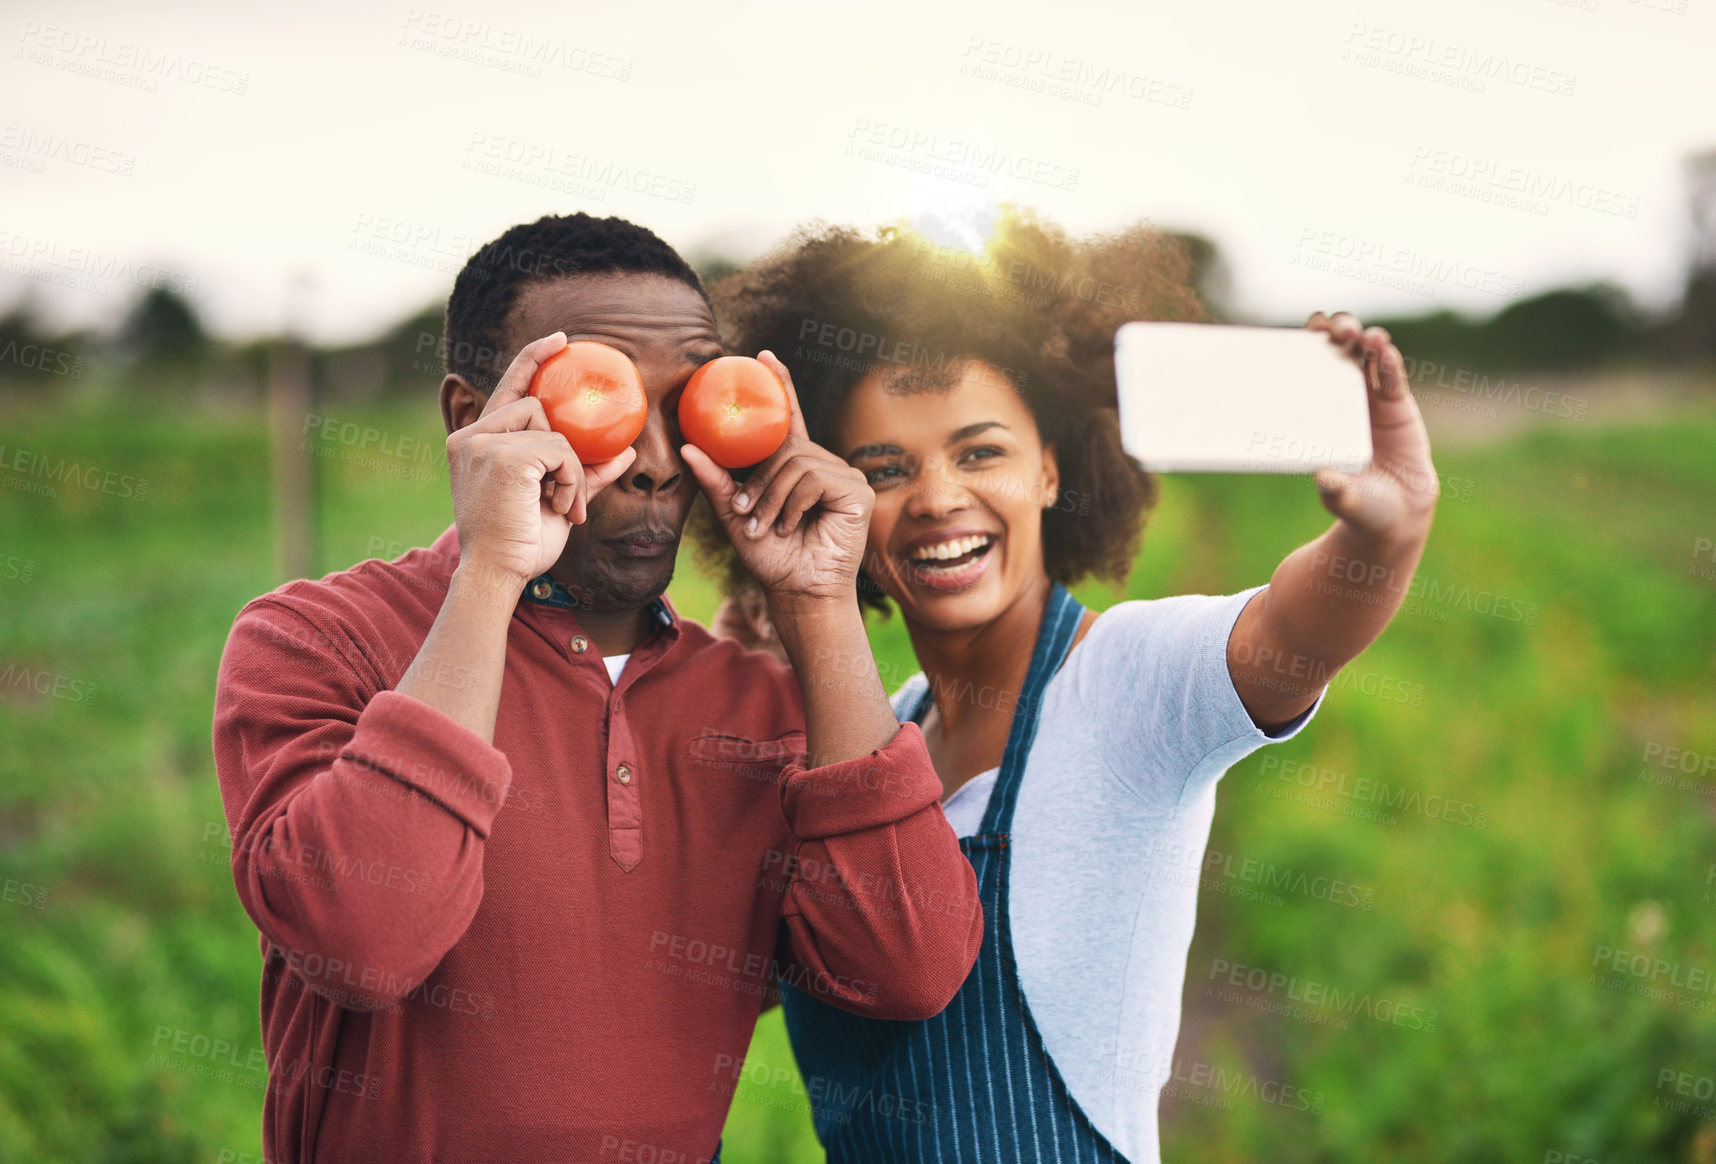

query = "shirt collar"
(522, 573), (677, 632)
(431, 527), (679, 636)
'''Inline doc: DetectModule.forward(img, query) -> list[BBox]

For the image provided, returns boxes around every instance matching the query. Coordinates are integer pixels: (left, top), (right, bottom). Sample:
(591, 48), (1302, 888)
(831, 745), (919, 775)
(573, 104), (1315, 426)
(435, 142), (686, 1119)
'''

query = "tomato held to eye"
(528, 341), (648, 464)
(677, 356), (792, 469)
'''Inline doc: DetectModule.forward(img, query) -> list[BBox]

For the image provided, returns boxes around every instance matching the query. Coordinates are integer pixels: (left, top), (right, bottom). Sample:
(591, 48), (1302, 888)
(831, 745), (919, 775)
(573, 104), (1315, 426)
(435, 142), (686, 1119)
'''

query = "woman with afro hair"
(697, 206), (1438, 1162)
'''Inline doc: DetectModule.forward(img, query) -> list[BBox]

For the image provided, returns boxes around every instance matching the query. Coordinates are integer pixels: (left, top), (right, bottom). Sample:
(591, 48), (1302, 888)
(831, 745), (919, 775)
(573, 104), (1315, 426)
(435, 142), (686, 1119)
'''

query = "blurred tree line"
(5, 150), (1716, 403)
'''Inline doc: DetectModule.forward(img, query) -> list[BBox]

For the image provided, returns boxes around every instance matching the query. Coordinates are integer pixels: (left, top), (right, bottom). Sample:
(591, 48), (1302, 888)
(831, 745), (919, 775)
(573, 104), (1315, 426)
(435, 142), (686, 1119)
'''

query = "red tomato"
(528, 341), (648, 464)
(678, 356), (792, 469)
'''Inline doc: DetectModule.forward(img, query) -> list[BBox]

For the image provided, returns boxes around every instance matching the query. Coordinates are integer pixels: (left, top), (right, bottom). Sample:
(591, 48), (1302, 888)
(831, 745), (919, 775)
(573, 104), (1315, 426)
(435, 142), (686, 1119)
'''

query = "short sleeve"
(1066, 584), (1326, 806)
(890, 673), (930, 724)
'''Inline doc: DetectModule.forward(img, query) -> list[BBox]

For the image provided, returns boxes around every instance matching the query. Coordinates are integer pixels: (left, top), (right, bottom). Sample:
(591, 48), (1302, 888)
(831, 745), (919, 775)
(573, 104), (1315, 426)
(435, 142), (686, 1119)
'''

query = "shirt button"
(531, 580), (552, 600)
(616, 764), (632, 785)
(570, 635), (588, 653)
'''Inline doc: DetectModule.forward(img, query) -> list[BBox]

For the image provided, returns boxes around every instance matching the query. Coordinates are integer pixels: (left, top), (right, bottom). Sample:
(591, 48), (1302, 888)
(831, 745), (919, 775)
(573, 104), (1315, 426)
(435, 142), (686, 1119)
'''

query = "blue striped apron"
(780, 581), (1129, 1162)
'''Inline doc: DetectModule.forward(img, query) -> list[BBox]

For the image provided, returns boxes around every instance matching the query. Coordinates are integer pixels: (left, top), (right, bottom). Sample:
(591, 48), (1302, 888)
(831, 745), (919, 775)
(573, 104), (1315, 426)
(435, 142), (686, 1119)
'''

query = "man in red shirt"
(212, 213), (982, 1163)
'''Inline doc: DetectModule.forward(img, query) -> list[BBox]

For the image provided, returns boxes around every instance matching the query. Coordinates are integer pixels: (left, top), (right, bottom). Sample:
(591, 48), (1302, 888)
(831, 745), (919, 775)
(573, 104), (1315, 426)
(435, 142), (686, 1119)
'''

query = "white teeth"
(911, 534), (991, 563)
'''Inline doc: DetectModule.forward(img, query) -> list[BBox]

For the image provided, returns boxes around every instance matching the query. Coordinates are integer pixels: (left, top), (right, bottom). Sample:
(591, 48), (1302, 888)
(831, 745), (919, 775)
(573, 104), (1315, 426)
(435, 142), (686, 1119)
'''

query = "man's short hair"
(443, 212), (708, 393)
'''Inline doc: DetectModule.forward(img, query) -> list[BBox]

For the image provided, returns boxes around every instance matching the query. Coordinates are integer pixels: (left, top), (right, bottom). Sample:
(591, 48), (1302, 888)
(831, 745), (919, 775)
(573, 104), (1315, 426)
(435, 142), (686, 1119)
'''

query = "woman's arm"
(1227, 311), (1439, 731)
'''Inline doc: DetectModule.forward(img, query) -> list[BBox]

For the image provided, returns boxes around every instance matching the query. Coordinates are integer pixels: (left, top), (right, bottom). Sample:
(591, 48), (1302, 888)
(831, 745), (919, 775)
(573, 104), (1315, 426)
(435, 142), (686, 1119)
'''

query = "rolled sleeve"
(778, 722), (942, 841)
(214, 600), (521, 1009)
(345, 690), (514, 837)
(774, 719), (982, 1019)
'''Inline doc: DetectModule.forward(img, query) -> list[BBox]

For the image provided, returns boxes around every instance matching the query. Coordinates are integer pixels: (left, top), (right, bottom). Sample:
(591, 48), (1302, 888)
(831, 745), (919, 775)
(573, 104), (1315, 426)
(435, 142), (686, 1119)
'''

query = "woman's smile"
(899, 528), (1000, 593)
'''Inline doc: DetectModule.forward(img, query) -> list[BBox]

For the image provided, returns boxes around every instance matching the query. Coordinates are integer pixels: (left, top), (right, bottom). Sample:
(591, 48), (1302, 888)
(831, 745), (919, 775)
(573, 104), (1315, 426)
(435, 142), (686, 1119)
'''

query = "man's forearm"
(767, 594), (901, 767)
(394, 564), (520, 742)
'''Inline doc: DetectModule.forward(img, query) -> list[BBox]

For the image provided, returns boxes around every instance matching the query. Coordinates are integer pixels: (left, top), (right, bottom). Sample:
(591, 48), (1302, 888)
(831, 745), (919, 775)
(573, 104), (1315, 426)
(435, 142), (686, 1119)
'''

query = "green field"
(3, 387), (1715, 1162)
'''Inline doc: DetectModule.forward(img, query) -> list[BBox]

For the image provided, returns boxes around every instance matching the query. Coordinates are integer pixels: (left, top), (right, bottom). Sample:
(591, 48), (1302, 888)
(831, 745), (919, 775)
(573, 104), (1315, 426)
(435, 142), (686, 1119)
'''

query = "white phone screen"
(1114, 322), (1372, 474)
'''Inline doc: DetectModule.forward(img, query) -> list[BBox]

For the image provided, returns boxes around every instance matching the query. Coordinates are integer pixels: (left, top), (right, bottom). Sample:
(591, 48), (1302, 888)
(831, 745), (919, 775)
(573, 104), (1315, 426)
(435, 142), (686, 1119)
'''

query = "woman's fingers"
(1327, 311), (1364, 354)
(1349, 326), (1424, 442)
(1311, 310), (1410, 400)
(1307, 310), (1365, 360)
(1312, 463), (1409, 532)
(1361, 327), (1411, 401)
(1366, 332), (1413, 409)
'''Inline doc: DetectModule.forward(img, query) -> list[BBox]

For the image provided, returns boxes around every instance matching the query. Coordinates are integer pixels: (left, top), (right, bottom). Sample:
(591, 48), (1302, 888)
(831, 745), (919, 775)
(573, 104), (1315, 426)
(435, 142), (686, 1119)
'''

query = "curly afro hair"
(694, 205), (1205, 614)
(443, 212), (708, 393)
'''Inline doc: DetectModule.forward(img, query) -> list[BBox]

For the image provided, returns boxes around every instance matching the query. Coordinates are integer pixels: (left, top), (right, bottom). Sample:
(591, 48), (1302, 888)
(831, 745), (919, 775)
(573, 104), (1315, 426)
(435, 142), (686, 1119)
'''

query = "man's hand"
(680, 351), (873, 607)
(403, 332), (637, 743)
(445, 332), (638, 589)
(683, 352), (902, 765)
(1305, 311), (1438, 545)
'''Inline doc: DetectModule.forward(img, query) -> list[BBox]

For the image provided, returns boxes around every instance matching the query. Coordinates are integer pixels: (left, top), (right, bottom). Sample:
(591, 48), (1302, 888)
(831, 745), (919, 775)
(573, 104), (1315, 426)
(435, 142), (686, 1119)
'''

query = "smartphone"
(1113, 322), (1372, 474)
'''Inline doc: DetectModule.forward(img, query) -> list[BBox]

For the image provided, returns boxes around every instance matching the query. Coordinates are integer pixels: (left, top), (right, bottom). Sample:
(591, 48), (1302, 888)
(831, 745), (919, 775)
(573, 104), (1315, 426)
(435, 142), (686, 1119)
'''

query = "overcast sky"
(3, 0), (1713, 343)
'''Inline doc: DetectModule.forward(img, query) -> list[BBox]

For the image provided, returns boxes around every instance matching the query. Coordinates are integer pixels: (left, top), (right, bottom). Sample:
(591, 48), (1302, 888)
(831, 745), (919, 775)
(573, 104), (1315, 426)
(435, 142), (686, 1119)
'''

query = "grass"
(2, 387), (1714, 1161)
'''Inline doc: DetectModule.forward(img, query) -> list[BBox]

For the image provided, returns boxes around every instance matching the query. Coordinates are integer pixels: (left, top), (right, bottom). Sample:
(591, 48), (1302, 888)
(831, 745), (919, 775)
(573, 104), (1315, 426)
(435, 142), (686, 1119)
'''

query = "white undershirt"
(602, 653), (629, 684)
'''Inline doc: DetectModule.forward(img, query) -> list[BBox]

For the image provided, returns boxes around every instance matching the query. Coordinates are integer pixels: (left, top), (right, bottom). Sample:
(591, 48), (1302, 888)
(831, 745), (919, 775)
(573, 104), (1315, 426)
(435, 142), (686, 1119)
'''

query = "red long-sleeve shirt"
(211, 526), (982, 1163)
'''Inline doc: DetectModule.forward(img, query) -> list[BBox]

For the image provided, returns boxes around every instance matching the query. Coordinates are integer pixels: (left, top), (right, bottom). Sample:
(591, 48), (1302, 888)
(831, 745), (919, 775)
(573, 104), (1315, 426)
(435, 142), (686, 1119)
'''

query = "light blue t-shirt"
(890, 584), (1325, 1163)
